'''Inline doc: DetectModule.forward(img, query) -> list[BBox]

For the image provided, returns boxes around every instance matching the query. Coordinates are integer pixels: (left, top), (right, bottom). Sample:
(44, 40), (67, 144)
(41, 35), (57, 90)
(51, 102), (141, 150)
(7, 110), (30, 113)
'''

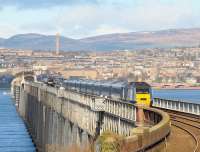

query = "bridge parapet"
(153, 98), (200, 115)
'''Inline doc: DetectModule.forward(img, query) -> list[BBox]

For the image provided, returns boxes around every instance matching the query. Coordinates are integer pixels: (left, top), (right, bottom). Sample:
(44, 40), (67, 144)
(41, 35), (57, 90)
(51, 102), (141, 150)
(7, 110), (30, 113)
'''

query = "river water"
(0, 89), (35, 152)
(153, 89), (200, 104)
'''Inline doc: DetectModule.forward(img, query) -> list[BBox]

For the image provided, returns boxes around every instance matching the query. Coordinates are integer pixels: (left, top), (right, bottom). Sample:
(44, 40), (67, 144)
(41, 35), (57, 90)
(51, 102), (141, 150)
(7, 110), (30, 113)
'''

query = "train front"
(133, 82), (152, 106)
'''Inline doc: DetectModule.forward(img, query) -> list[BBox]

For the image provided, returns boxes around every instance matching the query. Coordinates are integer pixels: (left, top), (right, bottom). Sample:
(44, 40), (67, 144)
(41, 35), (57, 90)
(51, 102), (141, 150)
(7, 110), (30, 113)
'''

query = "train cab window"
(136, 88), (150, 94)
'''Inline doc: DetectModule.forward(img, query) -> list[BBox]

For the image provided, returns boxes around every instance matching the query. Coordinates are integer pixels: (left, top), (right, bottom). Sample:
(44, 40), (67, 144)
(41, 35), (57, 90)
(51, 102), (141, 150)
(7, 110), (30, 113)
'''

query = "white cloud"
(54, 1), (199, 38)
(0, 24), (18, 38)
(92, 25), (129, 35)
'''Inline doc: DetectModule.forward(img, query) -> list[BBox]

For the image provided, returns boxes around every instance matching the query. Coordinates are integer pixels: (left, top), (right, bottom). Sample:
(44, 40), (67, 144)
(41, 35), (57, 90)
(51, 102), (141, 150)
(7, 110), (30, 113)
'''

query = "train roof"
(64, 78), (151, 88)
(131, 82), (151, 87)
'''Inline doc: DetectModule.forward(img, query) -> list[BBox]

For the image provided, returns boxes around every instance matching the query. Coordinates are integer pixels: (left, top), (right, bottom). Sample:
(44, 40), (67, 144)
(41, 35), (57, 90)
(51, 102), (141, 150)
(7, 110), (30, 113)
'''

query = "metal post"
(159, 99), (162, 107)
(118, 117), (121, 134)
(192, 104), (194, 114)
(183, 103), (185, 112)
(197, 105), (200, 115)
(94, 111), (104, 140)
(166, 100), (169, 109)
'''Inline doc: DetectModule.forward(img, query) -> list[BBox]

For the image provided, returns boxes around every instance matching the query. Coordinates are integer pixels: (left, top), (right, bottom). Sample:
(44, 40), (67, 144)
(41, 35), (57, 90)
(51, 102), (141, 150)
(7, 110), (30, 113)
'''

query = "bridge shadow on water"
(0, 87), (35, 152)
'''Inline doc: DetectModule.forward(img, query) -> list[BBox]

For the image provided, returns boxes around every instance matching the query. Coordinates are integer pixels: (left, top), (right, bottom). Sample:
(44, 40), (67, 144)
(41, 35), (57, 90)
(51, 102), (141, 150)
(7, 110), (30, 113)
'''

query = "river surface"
(153, 89), (200, 104)
(0, 89), (35, 152)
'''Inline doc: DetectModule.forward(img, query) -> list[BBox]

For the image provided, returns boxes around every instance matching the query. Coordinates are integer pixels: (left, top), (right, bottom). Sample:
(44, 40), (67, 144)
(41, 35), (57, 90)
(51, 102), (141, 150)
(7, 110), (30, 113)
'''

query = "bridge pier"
(136, 105), (145, 127)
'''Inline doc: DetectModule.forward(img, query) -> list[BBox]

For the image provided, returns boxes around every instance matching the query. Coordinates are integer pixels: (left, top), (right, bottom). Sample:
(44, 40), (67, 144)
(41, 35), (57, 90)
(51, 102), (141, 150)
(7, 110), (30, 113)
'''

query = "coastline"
(153, 87), (200, 90)
(151, 83), (200, 90)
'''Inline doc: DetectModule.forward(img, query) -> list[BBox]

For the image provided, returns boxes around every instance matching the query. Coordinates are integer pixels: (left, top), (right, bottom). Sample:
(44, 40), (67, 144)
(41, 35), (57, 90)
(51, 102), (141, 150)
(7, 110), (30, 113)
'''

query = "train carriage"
(93, 81), (102, 96)
(110, 82), (126, 100)
(86, 81), (95, 94)
(101, 83), (112, 98)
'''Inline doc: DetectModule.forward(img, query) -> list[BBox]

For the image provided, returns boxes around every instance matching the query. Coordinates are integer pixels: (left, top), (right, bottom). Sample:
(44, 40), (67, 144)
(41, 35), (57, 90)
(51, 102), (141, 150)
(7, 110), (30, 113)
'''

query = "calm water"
(0, 89), (35, 152)
(153, 89), (200, 104)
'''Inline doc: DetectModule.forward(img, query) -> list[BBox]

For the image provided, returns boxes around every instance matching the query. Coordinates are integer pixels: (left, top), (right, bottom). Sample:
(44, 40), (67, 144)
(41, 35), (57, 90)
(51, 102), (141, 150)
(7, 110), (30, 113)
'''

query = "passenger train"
(63, 78), (152, 106)
(37, 75), (152, 106)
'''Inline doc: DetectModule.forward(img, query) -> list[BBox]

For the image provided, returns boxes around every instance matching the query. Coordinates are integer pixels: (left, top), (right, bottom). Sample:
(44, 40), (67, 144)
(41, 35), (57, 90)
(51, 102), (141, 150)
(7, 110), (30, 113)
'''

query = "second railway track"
(169, 111), (200, 152)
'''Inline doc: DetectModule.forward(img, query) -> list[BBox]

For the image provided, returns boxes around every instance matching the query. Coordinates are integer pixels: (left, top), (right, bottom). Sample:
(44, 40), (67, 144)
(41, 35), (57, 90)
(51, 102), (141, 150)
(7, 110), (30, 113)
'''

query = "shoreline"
(152, 87), (200, 90)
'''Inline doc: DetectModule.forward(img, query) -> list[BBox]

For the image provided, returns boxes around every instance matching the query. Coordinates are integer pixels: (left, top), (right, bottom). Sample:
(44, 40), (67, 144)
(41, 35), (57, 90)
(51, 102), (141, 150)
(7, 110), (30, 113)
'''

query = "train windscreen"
(136, 87), (150, 94)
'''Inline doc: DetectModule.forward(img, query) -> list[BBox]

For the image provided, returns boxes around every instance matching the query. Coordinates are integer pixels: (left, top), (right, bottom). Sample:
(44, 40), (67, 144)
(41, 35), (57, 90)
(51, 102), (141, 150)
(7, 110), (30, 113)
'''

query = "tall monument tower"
(56, 33), (60, 55)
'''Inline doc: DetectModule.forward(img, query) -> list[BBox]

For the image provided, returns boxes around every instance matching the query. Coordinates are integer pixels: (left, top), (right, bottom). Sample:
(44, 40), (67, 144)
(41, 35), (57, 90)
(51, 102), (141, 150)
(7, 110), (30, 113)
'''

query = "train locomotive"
(63, 78), (152, 106)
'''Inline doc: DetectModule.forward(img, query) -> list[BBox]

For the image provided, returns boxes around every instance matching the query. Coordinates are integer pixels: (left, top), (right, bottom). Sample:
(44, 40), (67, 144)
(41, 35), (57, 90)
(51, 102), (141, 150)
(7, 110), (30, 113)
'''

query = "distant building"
(56, 33), (60, 55)
(60, 69), (98, 79)
(33, 65), (48, 71)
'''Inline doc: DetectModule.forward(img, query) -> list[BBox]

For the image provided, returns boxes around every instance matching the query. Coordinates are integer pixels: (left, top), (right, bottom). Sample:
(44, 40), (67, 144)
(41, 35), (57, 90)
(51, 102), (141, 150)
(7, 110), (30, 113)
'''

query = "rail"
(169, 112), (200, 152)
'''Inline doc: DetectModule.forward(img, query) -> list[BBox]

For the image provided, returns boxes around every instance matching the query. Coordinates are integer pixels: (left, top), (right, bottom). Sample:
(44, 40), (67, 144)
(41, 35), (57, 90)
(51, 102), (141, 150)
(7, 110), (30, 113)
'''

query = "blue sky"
(0, 0), (200, 38)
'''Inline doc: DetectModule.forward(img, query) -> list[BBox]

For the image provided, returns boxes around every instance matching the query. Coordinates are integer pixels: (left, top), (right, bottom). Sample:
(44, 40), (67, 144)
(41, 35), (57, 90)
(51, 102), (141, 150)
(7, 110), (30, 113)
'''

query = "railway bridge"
(11, 74), (200, 152)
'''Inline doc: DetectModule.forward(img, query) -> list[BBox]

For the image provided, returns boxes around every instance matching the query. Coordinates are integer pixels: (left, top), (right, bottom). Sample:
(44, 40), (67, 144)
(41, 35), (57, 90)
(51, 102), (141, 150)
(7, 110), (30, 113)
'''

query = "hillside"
(0, 28), (200, 51)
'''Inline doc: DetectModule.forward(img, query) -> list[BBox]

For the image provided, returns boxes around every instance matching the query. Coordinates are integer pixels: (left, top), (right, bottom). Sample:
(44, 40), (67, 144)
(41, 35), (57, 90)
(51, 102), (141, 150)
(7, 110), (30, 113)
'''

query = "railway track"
(168, 111), (200, 152)
(169, 114), (200, 127)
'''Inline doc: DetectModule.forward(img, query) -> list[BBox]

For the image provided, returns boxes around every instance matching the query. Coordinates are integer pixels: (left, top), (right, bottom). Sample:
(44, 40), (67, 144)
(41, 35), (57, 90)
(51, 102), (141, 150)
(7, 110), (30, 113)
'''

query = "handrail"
(153, 97), (200, 116)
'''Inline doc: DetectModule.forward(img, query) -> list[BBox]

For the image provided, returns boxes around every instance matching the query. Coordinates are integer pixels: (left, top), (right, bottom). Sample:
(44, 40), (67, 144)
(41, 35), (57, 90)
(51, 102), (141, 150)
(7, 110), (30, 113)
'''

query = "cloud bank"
(0, 0), (98, 9)
(0, 0), (199, 38)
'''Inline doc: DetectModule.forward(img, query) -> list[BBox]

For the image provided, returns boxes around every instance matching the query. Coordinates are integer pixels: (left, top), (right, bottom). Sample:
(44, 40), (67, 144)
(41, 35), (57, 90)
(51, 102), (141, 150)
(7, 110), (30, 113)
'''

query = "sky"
(0, 0), (200, 39)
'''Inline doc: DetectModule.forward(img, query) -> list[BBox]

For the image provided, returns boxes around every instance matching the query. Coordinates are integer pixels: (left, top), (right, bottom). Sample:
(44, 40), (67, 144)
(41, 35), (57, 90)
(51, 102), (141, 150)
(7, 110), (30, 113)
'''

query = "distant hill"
(80, 28), (200, 50)
(1, 34), (89, 51)
(0, 38), (5, 46)
(1, 28), (200, 51)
